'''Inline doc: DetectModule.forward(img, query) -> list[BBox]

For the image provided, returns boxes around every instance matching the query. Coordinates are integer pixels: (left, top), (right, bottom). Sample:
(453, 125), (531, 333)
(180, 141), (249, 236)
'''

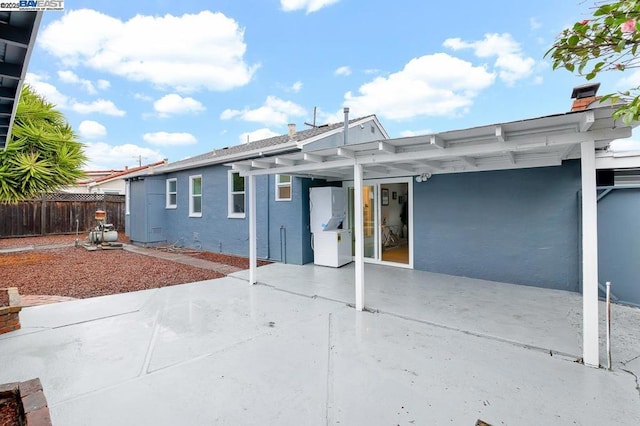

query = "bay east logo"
(19, 0), (63, 7)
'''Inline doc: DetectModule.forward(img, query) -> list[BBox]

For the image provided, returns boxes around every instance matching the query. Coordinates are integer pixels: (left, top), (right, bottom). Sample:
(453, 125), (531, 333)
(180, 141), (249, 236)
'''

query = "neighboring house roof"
(64, 161), (168, 193)
(1, 11), (43, 149)
(129, 115), (386, 178)
(89, 160), (167, 186)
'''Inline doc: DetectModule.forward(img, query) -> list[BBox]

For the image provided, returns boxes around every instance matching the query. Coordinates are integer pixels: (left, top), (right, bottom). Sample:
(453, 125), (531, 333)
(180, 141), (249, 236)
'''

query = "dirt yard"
(0, 235), (264, 299)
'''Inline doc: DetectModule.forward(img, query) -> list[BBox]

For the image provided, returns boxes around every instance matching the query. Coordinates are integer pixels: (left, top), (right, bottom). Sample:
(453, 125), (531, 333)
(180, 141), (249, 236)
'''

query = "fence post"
(40, 194), (47, 236)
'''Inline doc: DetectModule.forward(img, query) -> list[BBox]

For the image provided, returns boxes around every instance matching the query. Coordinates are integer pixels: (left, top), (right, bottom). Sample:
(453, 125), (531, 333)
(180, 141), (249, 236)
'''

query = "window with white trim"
(228, 171), (245, 218)
(275, 174), (292, 201)
(189, 175), (202, 217)
(166, 178), (177, 209)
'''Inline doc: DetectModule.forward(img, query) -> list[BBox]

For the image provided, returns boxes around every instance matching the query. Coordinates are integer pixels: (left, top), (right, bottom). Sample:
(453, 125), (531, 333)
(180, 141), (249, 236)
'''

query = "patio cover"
(0, 11), (43, 149)
(231, 106), (635, 368)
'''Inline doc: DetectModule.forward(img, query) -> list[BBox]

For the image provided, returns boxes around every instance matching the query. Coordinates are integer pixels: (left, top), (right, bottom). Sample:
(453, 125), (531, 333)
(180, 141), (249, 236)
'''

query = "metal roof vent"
(571, 82), (601, 111)
(571, 82), (600, 100)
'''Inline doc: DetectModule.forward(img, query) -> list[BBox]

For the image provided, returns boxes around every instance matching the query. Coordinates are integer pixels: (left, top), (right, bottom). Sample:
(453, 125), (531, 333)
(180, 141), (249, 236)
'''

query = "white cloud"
(39, 9), (258, 92)
(57, 70), (98, 94)
(143, 131), (197, 146)
(25, 72), (69, 107)
(617, 69), (640, 89)
(153, 94), (206, 117)
(83, 142), (165, 170)
(239, 128), (280, 144)
(335, 66), (352, 76)
(220, 96), (307, 126)
(134, 92), (153, 102)
(97, 79), (110, 90)
(343, 53), (495, 120)
(280, 0), (340, 14)
(530, 17), (542, 30)
(72, 99), (126, 116)
(78, 120), (107, 139)
(443, 33), (536, 86)
(289, 81), (303, 93)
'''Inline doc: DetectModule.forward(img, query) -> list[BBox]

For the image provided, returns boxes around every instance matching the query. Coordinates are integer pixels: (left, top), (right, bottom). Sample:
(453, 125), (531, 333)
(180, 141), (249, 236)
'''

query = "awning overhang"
(0, 11), (43, 150)
(231, 107), (633, 180)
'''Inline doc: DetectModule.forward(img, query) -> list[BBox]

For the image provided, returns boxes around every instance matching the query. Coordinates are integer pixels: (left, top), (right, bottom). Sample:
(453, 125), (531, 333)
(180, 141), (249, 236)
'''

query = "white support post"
(581, 140), (599, 367)
(354, 163), (365, 311)
(249, 174), (257, 285)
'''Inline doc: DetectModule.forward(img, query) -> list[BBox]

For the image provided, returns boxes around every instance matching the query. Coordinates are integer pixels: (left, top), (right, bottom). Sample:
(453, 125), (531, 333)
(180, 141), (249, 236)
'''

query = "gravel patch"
(0, 246), (225, 299)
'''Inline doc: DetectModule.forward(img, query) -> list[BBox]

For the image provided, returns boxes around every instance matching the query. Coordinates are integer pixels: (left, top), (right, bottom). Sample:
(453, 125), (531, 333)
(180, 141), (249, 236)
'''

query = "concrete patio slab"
(233, 263), (640, 371)
(1, 264), (639, 425)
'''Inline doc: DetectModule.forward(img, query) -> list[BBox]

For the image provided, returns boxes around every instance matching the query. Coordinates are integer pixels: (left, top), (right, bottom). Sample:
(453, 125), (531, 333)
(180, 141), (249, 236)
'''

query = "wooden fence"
(0, 193), (125, 238)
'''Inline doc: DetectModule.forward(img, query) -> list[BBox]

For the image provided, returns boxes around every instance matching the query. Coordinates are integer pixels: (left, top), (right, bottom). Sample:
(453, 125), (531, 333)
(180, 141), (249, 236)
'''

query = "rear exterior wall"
(412, 160), (582, 292)
(128, 165), (316, 264)
(598, 187), (640, 306)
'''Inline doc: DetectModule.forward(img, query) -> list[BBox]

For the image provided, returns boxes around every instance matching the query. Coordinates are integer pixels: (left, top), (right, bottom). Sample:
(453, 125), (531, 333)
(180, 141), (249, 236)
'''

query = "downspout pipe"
(342, 107), (349, 146)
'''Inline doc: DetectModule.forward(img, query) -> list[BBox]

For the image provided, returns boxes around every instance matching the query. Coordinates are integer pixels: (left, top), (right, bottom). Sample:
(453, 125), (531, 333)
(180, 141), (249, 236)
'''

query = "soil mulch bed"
(0, 394), (20, 426)
(194, 251), (271, 269)
(0, 247), (225, 299)
(0, 235), (272, 300)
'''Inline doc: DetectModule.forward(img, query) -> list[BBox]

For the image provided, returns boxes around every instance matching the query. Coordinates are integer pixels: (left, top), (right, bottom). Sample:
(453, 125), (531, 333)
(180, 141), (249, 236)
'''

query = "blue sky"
(25, 0), (640, 170)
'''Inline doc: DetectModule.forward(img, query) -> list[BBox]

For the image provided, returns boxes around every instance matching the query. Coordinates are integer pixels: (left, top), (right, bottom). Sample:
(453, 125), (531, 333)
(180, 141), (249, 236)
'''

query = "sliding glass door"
(346, 178), (411, 267)
(347, 185), (377, 259)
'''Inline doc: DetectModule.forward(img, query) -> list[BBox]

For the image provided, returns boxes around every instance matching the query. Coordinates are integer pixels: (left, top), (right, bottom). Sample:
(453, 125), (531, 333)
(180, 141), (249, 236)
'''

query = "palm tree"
(0, 85), (86, 202)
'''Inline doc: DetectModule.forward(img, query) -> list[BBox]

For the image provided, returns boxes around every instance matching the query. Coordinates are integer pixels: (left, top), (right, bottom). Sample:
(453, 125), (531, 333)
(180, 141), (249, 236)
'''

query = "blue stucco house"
(125, 114), (389, 265)
(127, 91), (640, 366)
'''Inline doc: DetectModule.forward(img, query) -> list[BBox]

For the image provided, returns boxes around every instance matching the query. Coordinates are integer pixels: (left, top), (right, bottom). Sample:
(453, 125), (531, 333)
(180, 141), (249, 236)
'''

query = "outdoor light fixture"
(415, 172), (431, 183)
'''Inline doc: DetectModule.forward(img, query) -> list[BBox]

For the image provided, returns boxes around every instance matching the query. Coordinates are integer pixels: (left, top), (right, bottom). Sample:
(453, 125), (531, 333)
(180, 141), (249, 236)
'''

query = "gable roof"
(133, 115), (385, 177)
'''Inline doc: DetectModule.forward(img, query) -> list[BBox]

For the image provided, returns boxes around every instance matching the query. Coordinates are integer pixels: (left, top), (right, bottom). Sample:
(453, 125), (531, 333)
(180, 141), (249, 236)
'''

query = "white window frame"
(189, 175), (202, 217)
(166, 178), (177, 209)
(275, 174), (292, 201)
(228, 170), (245, 218)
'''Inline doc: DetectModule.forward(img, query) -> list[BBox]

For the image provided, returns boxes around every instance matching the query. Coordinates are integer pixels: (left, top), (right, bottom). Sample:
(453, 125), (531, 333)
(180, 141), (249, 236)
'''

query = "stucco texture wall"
(413, 161), (581, 292)
(137, 166), (316, 264)
(159, 166), (265, 257)
(598, 187), (640, 306)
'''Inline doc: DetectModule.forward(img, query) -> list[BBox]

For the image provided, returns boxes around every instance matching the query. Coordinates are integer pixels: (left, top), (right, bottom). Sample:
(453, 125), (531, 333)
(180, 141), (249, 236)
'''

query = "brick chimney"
(571, 82), (601, 111)
(288, 123), (296, 139)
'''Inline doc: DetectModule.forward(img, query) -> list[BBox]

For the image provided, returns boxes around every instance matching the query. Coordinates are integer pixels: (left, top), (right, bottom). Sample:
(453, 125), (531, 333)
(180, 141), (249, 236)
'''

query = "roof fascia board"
(596, 153), (640, 169)
(299, 116), (389, 152)
(240, 158), (355, 177)
(355, 127), (631, 166)
(150, 121), (354, 175)
(238, 127), (631, 177)
(152, 141), (300, 175)
(4, 11), (43, 151)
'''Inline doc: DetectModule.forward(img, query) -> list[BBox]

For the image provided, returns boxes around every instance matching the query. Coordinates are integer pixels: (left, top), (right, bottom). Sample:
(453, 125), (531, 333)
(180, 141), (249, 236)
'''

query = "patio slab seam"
(139, 299), (165, 377)
(325, 312), (334, 425)
(47, 309), (141, 330)
(47, 329), (275, 410)
(375, 309), (581, 363)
